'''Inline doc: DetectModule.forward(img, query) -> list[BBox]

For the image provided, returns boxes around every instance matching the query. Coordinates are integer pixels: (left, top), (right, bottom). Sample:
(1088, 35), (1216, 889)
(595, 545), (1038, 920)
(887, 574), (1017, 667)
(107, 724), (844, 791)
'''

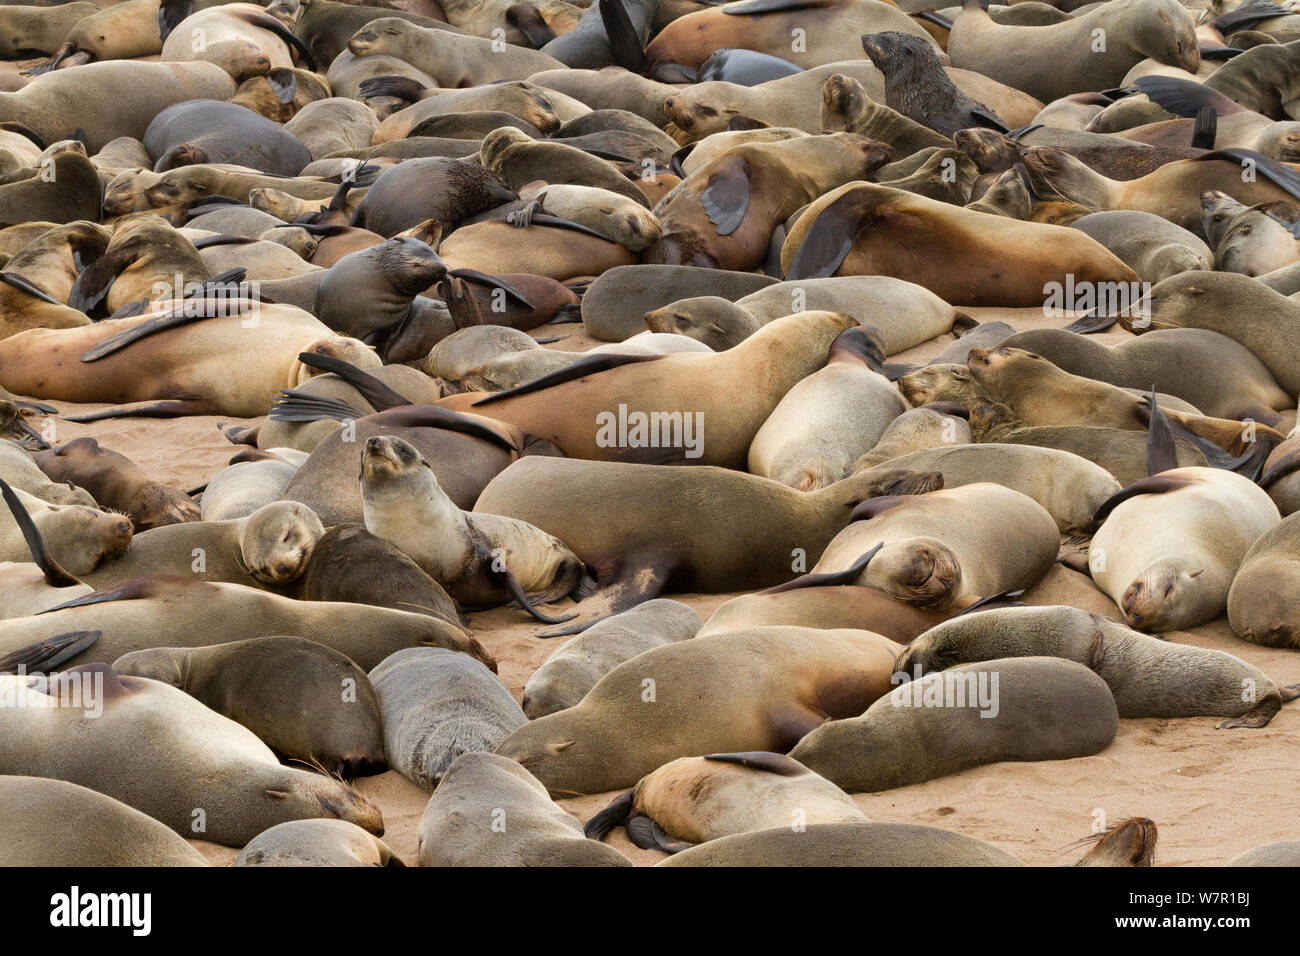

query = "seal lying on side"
(33, 438), (199, 531)
(417, 752), (632, 866)
(112, 636), (387, 776)
(897, 605), (1300, 728)
(236, 819), (404, 867)
(496, 626), (903, 795)
(0, 665), (383, 847)
(586, 752), (868, 853)
(789, 657), (1119, 792)
(1090, 467), (1280, 633)
(369, 647), (526, 788)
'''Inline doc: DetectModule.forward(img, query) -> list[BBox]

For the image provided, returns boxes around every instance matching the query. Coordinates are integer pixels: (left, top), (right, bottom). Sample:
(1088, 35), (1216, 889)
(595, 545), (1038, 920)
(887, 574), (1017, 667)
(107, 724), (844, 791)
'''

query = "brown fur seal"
(780, 182), (1140, 306)
(236, 819), (404, 867)
(445, 310), (859, 467)
(0, 490), (132, 576)
(370, 646), (525, 787)
(0, 576), (491, 672)
(34, 438), (199, 531)
(949, 0), (1198, 102)
(813, 482), (1060, 609)
(646, 133), (892, 269)
(143, 99), (312, 177)
(996, 327), (1293, 424)
(521, 599), (701, 718)
(351, 157), (516, 237)
(898, 605), (1300, 728)
(0, 151), (103, 228)
(361, 435), (584, 621)
(586, 752), (867, 853)
(0, 776), (209, 867)
(1090, 467), (1281, 631)
(475, 457), (941, 629)
(29, 0), (164, 73)
(0, 664), (383, 847)
(0, 301), (377, 419)
(417, 752), (632, 866)
(0, 3), (98, 59)
(747, 328), (906, 490)
(113, 636), (386, 776)
(347, 17), (564, 84)
(1228, 510), (1300, 648)
(496, 626), (904, 795)
(582, 262), (776, 342)
(789, 657), (1118, 791)
(646, 275), (970, 353)
(0, 443), (95, 507)
(0, 61), (236, 153)
(478, 127), (649, 209)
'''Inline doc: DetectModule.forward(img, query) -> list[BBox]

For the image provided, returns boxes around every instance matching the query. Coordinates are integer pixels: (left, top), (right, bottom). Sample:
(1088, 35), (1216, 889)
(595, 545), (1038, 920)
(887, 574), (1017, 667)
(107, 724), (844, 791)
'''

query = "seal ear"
(700, 155), (751, 236)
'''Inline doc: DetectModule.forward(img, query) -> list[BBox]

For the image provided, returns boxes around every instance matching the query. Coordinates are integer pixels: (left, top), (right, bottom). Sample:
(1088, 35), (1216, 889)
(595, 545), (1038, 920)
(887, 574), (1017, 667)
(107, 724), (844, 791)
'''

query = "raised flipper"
(471, 353), (662, 405)
(234, 10), (318, 71)
(1214, 0), (1293, 35)
(1144, 387), (1178, 476)
(1090, 473), (1200, 529)
(1134, 75), (1240, 117)
(700, 155), (751, 237)
(0, 631), (101, 674)
(507, 3), (558, 47)
(761, 543), (883, 594)
(787, 185), (874, 280)
(599, 0), (646, 73)
(159, 0), (191, 41)
(0, 478), (82, 587)
(584, 789), (634, 841)
(268, 390), (367, 423)
(1192, 107), (1217, 150)
(296, 352), (412, 411)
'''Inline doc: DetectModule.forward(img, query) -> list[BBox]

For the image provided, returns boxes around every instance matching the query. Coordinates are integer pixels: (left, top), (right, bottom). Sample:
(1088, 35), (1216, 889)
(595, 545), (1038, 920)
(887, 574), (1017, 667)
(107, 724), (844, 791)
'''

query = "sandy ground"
(23, 306), (1300, 867)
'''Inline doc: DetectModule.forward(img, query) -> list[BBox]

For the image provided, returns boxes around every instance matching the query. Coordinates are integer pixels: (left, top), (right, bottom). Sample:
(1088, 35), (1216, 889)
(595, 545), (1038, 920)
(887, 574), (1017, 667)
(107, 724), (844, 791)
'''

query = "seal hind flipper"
(1217, 697), (1283, 729)
(1192, 108), (1217, 150)
(1214, 0), (1293, 35)
(0, 272), (61, 305)
(159, 0), (192, 41)
(357, 75), (429, 103)
(700, 155), (751, 237)
(269, 390), (367, 423)
(0, 479), (82, 587)
(786, 186), (875, 280)
(761, 543), (883, 594)
(470, 353), (662, 406)
(1063, 311), (1119, 334)
(265, 68), (297, 105)
(0, 631), (101, 675)
(598, 0), (646, 73)
(1090, 474), (1199, 529)
(1198, 148), (1300, 202)
(1134, 76), (1239, 118)
(704, 752), (809, 776)
(584, 789), (635, 841)
(626, 814), (693, 853)
(296, 352), (413, 411)
(1143, 387), (1178, 476)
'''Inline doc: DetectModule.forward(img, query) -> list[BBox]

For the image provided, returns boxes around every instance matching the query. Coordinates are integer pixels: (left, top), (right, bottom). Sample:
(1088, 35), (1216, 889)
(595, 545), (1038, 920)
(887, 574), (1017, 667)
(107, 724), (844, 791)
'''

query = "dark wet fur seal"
(861, 31), (1006, 138)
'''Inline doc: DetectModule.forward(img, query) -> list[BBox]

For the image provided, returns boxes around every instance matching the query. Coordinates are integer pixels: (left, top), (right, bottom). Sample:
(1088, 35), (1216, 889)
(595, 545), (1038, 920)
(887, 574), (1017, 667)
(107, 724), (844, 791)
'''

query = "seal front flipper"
(968, 108), (1009, 134)
(1143, 387), (1178, 476)
(447, 269), (534, 310)
(1057, 535), (1092, 575)
(950, 587), (1026, 615)
(1133, 76), (1239, 118)
(233, 10), (319, 72)
(1198, 149), (1300, 202)
(1214, 0), (1293, 36)
(78, 306), (219, 362)
(704, 752), (808, 776)
(598, 0), (646, 73)
(724, 0), (834, 13)
(507, 4), (558, 48)
(1192, 108), (1217, 150)
(1090, 473), (1200, 529)
(265, 68), (297, 105)
(295, 352), (413, 411)
(470, 353), (662, 406)
(786, 186), (875, 281)
(0, 631), (101, 675)
(584, 789), (634, 841)
(158, 0), (192, 41)
(357, 76), (429, 104)
(481, 546), (578, 625)
(0, 272), (61, 305)
(700, 155), (751, 237)
(0, 478), (82, 587)
(761, 543), (883, 594)
(61, 400), (207, 422)
(535, 560), (671, 638)
(1259, 448), (1300, 489)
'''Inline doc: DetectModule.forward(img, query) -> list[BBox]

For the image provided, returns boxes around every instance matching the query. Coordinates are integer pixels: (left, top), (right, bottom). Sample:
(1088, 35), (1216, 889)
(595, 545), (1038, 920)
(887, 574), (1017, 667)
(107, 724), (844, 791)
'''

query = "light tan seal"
(236, 819), (404, 867)
(1227, 510), (1300, 649)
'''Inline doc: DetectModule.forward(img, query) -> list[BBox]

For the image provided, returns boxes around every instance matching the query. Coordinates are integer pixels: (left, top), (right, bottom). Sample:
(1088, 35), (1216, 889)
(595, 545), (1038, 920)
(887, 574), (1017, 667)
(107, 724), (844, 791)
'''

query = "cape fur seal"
(1227, 510), (1300, 649)
(0, 664), (383, 847)
(33, 438), (200, 531)
(236, 819), (404, 867)
(112, 636), (387, 776)
(789, 657), (1119, 791)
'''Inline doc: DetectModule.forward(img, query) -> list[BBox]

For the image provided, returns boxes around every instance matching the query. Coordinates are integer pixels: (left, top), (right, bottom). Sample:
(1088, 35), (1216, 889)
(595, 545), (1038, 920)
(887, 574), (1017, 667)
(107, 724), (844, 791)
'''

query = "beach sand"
(26, 306), (1299, 867)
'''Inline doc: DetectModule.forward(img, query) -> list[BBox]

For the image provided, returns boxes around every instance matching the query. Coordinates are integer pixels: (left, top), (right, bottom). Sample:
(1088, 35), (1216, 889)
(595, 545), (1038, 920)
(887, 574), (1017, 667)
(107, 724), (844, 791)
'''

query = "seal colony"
(0, 0), (1297, 870)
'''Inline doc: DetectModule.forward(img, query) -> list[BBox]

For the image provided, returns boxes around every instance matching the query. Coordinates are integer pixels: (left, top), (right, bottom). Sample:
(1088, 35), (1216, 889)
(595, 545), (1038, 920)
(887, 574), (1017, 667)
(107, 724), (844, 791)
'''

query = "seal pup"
(521, 599), (701, 717)
(898, 605), (1300, 728)
(747, 327), (907, 490)
(0, 664), (383, 847)
(33, 438), (199, 531)
(1068, 210), (1212, 283)
(789, 658), (1119, 792)
(199, 450), (305, 521)
(236, 819), (404, 867)
(113, 636), (387, 776)
(0, 776), (209, 867)
(1090, 467), (1282, 631)
(1227, 510), (1300, 648)
(586, 752), (867, 853)
(853, 406), (974, 469)
(496, 626), (904, 794)
(0, 491), (133, 576)
(370, 647), (526, 788)
(361, 435), (584, 622)
(417, 752), (632, 866)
